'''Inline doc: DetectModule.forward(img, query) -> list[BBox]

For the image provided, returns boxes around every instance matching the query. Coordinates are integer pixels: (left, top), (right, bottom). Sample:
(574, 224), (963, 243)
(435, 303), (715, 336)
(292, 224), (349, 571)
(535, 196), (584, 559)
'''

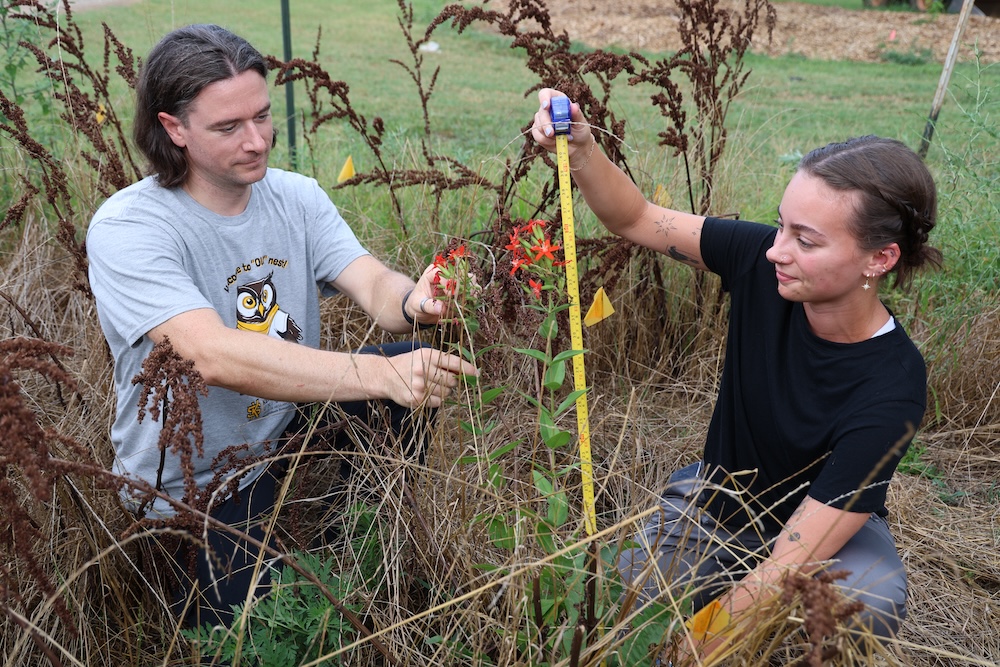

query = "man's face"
(158, 70), (273, 200)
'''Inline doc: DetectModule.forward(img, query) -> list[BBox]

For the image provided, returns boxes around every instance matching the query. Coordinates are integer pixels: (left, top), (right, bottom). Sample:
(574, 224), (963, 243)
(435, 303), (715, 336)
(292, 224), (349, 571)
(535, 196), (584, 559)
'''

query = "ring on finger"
(419, 297), (430, 313)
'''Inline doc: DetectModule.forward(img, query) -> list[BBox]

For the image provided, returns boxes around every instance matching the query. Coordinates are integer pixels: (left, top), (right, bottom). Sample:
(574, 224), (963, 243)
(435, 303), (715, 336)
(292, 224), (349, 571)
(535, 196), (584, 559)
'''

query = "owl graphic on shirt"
(235, 272), (302, 342)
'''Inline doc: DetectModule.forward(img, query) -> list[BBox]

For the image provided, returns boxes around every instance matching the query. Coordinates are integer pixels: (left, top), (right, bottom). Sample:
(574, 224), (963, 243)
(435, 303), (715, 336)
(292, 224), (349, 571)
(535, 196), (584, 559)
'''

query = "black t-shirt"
(699, 217), (926, 533)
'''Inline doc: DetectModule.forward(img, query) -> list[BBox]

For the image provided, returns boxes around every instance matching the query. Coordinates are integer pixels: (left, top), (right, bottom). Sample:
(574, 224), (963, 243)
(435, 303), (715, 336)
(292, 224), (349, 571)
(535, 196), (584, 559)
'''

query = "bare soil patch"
(72, 0), (997, 63)
(542, 0), (998, 63)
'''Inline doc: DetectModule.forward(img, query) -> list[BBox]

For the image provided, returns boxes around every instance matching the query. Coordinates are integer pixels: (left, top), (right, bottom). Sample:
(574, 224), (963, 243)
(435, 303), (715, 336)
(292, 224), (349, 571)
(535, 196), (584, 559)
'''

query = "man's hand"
(384, 346), (478, 408)
(403, 263), (448, 327)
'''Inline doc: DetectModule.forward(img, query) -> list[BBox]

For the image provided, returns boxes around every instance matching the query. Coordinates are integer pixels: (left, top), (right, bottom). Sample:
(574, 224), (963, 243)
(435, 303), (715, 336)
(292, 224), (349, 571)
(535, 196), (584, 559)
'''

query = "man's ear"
(157, 112), (187, 148)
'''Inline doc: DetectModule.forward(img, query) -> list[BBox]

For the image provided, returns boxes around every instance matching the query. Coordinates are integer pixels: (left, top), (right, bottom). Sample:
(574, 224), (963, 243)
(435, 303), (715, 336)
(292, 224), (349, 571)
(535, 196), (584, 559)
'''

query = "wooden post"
(918, 0), (977, 158)
(281, 0), (297, 171)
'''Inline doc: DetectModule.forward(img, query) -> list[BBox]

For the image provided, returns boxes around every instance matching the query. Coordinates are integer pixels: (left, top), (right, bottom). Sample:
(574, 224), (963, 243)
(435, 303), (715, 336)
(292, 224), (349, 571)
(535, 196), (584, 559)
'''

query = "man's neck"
(182, 177), (254, 217)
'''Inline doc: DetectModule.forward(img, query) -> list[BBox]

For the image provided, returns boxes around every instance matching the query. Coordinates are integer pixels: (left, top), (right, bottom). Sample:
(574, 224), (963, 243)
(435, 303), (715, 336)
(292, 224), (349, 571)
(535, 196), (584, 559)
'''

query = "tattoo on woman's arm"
(654, 214), (674, 237)
(668, 246), (698, 266)
(786, 502), (808, 542)
(655, 215), (701, 266)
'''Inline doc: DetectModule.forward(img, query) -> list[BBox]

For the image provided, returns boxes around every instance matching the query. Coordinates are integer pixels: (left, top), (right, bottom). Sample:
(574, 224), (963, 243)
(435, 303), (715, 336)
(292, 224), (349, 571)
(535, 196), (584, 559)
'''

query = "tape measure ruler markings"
(550, 95), (597, 537)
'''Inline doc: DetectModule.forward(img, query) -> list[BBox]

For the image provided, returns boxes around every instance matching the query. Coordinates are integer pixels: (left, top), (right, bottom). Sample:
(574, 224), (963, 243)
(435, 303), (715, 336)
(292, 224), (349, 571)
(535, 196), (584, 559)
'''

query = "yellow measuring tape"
(552, 98), (597, 536)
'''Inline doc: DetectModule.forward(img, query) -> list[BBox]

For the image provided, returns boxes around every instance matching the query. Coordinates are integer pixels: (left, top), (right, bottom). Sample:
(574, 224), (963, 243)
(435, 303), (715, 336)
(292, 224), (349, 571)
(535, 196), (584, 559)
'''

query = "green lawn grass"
(16, 0), (998, 307)
(63, 0), (993, 167)
(13, 0), (998, 271)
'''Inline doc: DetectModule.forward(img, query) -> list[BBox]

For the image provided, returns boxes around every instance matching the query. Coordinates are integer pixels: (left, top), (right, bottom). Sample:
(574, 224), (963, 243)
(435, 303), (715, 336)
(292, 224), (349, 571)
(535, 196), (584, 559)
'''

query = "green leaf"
(536, 521), (557, 554)
(472, 343), (504, 359)
(451, 343), (475, 362)
(554, 389), (587, 417)
(532, 469), (554, 496)
(538, 595), (557, 621)
(543, 430), (571, 450)
(514, 389), (543, 410)
(616, 601), (674, 665)
(473, 562), (501, 572)
(551, 348), (586, 363)
(538, 313), (558, 339)
(486, 516), (516, 550)
(480, 386), (506, 405)
(543, 359), (566, 391)
(487, 462), (504, 489)
(456, 439), (520, 466)
(488, 439), (521, 461)
(513, 347), (550, 364)
(459, 419), (497, 436)
(539, 412), (571, 449)
(547, 489), (568, 527)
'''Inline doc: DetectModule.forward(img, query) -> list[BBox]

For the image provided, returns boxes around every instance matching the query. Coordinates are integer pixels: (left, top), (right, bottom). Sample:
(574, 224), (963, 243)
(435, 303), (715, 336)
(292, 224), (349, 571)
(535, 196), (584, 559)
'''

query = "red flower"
(505, 230), (521, 252)
(523, 219), (546, 234)
(529, 278), (543, 298)
(531, 238), (561, 262)
(448, 245), (468, 261)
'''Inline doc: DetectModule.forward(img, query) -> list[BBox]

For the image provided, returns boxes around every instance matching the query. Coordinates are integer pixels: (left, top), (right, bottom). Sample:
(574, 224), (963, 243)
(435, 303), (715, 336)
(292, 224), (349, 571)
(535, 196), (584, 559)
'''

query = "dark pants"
(617, 463), (908, 638)
(172, 341), (431, 629)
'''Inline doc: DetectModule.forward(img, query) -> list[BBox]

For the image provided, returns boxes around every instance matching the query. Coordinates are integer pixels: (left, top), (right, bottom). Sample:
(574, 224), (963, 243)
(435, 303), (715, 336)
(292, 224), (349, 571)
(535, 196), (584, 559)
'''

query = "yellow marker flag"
(337, 155), (355, 183)
(653, 183), (672, 209)
(583, 286), (614, 327)
(685, 599), (732, 642)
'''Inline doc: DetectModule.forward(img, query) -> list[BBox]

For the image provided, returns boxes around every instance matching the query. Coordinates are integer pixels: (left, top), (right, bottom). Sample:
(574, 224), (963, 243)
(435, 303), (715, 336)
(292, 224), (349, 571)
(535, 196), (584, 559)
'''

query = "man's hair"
(133, 24), (270, 188)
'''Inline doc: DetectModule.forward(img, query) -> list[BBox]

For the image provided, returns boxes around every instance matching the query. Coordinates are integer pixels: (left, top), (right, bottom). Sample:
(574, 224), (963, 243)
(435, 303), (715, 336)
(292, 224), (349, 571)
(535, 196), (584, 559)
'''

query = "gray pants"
(617, 463), (907, 638)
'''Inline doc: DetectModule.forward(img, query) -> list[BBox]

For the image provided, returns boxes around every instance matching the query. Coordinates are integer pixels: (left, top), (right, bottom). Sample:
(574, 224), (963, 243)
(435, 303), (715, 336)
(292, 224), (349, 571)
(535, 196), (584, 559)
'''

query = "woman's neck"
(804, 299), (892, 343)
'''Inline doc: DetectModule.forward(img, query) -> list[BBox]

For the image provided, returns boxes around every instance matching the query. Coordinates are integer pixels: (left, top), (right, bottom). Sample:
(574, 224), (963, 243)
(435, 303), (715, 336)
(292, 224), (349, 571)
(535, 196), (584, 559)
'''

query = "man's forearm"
(149, 308), (401, 404)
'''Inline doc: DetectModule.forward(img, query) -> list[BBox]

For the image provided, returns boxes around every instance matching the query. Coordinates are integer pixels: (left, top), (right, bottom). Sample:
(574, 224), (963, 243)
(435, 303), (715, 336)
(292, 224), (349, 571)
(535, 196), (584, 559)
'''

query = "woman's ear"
(870, 242), (900, 275)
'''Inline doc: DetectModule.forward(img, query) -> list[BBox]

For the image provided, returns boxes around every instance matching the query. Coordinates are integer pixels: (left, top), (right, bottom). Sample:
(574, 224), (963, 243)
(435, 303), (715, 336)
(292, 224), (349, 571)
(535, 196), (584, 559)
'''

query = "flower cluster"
(432, 244), (474, 299)
(430, 242), (483, 334)
(506, 219), (565, 299)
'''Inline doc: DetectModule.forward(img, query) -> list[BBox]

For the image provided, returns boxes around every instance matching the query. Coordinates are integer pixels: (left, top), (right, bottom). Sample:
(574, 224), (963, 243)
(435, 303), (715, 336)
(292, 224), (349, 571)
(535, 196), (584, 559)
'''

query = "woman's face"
(765, 170), (874, 306)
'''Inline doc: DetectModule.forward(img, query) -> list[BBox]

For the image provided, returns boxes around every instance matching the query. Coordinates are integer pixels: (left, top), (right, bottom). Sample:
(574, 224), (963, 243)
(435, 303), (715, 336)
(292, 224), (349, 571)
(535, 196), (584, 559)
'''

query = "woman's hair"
(799, 135), (942, 290)
(133, 24), (272, 188)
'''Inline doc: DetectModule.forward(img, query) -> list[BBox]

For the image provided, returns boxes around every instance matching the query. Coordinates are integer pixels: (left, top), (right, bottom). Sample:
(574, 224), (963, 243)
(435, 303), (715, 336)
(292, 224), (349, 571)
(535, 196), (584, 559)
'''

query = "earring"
(862, 274), (871, 291)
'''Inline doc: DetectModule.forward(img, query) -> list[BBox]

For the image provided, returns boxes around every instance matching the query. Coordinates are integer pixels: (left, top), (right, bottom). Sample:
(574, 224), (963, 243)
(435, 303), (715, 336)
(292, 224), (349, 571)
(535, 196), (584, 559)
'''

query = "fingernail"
(544, 127), (553, 137)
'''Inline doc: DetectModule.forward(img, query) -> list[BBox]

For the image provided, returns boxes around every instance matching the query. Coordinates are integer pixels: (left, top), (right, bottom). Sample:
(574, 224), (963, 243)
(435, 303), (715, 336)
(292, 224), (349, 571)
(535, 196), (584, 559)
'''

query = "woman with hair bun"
(530, 89), (941, 659)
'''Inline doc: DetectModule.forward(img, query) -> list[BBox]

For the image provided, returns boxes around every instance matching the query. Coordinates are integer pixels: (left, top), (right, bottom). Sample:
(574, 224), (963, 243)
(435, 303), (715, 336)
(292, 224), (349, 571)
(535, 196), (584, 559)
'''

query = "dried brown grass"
(4, 151), (1000, 667)
(1, 224), (178, 666)
(2, 1), (998, 665)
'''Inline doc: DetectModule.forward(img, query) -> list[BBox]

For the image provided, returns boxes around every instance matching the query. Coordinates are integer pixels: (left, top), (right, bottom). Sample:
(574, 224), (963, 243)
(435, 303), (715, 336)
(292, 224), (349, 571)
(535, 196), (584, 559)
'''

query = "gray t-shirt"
(87, 168), (369, 516)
